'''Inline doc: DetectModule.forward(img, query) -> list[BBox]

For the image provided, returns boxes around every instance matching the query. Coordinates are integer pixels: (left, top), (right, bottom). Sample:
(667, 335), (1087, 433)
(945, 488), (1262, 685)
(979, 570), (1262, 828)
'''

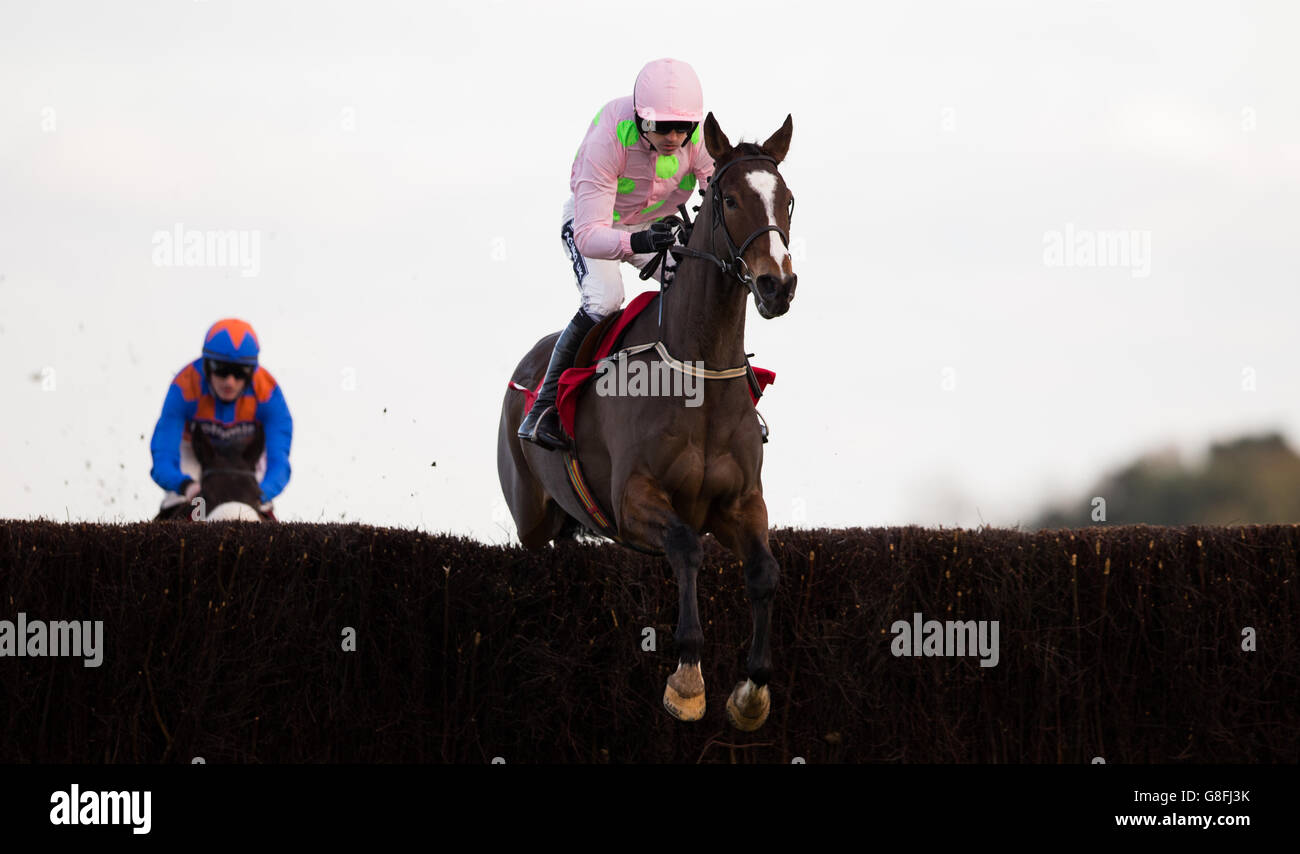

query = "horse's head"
(189, 421), (265, 520)
(700, 112), (797, 319)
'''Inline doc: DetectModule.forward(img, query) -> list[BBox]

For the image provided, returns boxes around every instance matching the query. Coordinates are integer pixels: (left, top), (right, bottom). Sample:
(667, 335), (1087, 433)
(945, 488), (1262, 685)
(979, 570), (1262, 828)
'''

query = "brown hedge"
(0, 521), (1295, 763)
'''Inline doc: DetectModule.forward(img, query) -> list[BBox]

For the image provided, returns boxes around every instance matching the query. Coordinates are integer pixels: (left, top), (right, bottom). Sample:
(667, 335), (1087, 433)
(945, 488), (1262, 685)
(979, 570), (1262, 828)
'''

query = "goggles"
(644, 119), (696, 136)
(206, 360), (253, 381)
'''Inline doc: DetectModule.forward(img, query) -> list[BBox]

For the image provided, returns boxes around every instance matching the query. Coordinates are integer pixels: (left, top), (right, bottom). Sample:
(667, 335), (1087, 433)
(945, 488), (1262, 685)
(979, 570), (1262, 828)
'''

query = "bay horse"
(497, 112), (797, 730)
(155, 421), (267, 522)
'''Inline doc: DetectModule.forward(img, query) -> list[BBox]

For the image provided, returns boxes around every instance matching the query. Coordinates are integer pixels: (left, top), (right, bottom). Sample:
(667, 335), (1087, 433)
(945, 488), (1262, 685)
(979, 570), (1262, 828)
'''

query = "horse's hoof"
(726, 679), (770, 731)
(663, 662), (705, 722)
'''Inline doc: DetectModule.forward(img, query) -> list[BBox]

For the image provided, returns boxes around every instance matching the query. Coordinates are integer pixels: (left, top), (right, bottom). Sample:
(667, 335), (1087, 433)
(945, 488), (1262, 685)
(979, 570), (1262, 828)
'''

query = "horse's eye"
(724, 195), (737, 209)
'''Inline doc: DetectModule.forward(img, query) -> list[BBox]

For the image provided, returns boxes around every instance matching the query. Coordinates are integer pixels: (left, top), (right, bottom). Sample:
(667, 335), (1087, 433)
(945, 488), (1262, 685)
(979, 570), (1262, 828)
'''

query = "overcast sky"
(2, 0), (1298, 541)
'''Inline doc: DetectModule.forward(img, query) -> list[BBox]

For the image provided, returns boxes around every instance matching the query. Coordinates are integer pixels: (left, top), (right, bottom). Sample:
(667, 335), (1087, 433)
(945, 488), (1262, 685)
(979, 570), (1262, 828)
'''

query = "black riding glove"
(629, 221), (676, 255)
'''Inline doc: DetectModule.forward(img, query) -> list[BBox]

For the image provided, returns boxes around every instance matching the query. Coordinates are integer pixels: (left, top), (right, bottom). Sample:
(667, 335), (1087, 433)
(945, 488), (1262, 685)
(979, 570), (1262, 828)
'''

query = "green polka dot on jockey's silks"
(612, 210), (621, 222)
(640, 200), (665, 216)
(617, 177), (636, 194)
(655, 155), (679, 179)
(690, 124), (701, 145)
(592, 108), (601, 127)
(678, 173), (696, 192)
(617, 119), (639, 147)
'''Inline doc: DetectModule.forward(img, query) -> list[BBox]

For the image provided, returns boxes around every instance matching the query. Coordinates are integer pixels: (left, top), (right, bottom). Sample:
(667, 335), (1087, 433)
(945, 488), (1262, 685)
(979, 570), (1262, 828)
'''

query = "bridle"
(640, 154), (792, 318)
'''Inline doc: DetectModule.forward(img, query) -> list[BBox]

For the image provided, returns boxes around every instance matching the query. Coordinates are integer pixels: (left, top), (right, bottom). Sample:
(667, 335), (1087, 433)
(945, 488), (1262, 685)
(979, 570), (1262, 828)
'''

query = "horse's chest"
(661, 445), (746, 504)
(701, 453), (746, 498)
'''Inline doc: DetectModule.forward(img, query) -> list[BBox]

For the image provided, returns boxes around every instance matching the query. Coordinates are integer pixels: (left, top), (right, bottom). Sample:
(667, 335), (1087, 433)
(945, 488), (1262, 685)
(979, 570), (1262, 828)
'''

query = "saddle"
(507, 292), (774, 439)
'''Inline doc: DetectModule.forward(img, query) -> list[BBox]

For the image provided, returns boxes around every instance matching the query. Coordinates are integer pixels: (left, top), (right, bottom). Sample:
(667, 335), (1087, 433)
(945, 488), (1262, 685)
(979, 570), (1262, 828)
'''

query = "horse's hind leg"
(712, 492), (779, 731)
(619, 474), (706, 722)
(498, 390), (571, 550)
(501, 454), (569, 550)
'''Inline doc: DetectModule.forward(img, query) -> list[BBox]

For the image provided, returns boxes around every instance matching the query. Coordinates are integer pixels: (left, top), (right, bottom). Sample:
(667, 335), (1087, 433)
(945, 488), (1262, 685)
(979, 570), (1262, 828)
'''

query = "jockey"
(519, 57), (716, 450)
(149, 318), (293, 515)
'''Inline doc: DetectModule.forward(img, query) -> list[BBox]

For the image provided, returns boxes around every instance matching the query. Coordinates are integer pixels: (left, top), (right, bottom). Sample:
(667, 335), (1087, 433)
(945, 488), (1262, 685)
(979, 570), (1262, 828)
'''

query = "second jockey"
(519, 57), (716, 450)
(149, 318), (293, 516)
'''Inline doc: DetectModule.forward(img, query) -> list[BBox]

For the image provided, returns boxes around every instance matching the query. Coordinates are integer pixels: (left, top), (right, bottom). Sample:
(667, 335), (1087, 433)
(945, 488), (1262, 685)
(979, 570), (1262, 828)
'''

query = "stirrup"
(528, 406), (570, 451)
(757, 410), (769, 444)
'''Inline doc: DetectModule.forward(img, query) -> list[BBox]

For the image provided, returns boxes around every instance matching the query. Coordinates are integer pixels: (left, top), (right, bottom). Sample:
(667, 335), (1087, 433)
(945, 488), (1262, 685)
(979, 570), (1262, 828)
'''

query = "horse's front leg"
(619, 473), (706, 722)
(712, 491), (779, 731)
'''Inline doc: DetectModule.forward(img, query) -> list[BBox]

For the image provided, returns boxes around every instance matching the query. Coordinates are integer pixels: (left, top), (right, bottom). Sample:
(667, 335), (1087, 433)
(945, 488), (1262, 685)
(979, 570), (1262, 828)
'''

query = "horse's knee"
(744, 552), (779, 601)
(665, 521), (702, 568)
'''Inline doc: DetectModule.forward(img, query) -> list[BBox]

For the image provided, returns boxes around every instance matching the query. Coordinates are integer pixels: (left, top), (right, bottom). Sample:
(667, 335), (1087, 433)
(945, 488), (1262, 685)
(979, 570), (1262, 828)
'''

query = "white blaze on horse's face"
(745, 170), (791, 275)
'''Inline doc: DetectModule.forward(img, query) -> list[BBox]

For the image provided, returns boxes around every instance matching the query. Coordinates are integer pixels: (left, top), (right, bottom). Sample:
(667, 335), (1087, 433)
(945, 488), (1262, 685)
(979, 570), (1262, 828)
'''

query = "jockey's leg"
(518, 307), (597, 449)
(519, 204), (626, 449)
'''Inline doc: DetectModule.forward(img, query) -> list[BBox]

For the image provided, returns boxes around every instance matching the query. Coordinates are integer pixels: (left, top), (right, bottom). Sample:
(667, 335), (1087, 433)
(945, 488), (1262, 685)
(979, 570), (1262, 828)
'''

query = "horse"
(155, 421), (267, 522)
(497, 112), (797, 730)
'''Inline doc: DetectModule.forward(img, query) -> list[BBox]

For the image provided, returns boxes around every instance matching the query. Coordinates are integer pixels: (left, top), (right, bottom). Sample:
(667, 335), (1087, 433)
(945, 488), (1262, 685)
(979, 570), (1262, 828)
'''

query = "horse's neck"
(660, 193), (748, 369)
(203, 464), (256, 480)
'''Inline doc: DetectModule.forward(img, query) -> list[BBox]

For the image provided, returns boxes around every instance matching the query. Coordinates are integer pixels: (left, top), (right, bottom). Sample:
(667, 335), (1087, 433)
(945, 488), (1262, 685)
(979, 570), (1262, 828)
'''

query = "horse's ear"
(244, 422), (265, 466)
(703, 112), (732, 161)
(761, 114), (793, 164)
(190, 425), (213, 467)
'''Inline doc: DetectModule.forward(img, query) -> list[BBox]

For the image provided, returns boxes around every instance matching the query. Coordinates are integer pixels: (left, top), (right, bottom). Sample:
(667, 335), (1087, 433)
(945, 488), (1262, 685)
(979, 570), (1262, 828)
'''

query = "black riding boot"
(518, 309), (598, 450)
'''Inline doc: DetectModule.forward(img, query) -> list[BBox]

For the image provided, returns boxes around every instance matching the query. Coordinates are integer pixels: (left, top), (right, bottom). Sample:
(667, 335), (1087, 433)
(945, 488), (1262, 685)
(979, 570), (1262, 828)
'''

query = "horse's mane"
(715, 142), (767, 169)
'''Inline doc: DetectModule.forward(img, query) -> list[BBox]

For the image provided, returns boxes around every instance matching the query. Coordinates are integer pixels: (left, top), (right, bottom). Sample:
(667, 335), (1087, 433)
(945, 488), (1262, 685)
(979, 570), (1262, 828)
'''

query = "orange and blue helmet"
(202, 318), (260, 367)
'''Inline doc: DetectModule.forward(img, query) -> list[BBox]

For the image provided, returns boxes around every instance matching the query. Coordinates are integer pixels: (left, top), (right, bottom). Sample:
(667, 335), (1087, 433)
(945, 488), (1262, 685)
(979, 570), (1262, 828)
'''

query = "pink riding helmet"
(633, 58), (704, 128)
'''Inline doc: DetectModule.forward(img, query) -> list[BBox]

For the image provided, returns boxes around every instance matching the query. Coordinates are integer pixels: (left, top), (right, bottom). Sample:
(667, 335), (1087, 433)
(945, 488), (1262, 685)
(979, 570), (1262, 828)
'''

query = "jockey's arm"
(256, 384), (293, 503)
(572, 126), (636, 262)
(149, 384), (192, 493)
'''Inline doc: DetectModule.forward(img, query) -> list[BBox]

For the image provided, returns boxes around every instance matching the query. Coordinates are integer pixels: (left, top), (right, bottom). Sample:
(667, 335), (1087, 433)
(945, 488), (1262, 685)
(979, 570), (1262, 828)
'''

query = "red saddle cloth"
(509, 291), (775, 438)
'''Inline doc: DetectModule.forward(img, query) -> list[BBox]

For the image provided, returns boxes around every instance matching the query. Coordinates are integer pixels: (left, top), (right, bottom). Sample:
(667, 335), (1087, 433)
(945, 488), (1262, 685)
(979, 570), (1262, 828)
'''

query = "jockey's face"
(647, 128), (688, 154)
(212, 373), (247, 403)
